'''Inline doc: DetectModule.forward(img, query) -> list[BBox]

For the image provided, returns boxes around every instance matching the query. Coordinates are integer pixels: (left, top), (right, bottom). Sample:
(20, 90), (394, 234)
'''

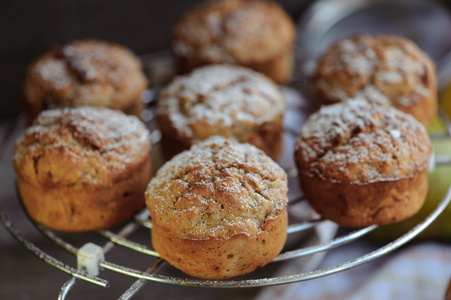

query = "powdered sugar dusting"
(157, 64), (284, 138)
(16, 106), (150, 173)
(24, 39), (147, 114)
(173, 0), (294, 63)
(296, 98), (431, 183)
(35, 59), (74, 89)
(339, 39), (359, 52)
(414, 85), (431, 97)
(384, 46), (425, 75)
(341, 53), (374, 76)
(314, 35), (432, 109)
(376, 71), (403, 83)
(146, 136), (287, 239)
(355, 85), (390, 105)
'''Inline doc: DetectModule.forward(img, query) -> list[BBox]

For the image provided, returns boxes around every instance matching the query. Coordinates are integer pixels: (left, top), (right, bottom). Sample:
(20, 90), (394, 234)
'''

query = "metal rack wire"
(1, 104), (451, 299)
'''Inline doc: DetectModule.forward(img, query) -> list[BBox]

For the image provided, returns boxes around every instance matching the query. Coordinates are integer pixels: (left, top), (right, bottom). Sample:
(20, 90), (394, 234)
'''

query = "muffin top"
(146, 136), (288, 240)
(172, 0), (295, 64)
(295, 99), (431, 184)
(311, 34), (436, 111)
(14, 106), (150, 188)
(22, 39), (147, 120)
(157, 64), (284, 140)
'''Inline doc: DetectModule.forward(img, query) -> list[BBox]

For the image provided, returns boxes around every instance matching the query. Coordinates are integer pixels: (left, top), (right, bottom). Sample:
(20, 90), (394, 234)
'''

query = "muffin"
(294, 98), (432, 227)
(310, 34), (437, 127)
(22, 39), (148, 125)
(13, 106), (152, 232)
(172, 0), (296, 84)
(146, 136), (288, 279)
(156, 64), (285, 161)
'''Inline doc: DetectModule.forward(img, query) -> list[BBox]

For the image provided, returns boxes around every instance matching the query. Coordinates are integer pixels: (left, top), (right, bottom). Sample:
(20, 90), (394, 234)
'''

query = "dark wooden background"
(0, 0), (314, 120)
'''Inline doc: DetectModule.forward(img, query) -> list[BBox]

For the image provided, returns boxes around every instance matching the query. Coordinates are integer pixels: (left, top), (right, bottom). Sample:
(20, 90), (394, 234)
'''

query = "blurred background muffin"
(21, 39), (148, 125)
(171, 0), (296, 84)
(310, 34), (437, 127)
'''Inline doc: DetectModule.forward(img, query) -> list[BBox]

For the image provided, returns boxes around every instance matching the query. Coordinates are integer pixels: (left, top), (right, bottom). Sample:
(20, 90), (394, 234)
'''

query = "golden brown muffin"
(22, 39), (148, 125)
(310, 34), (437, 127)
(446, 279), (451, 300)
(294, 98), (432, 227)
(172, 0), (296, 84)
(146, 136), (288, 279)
(13, 106), (152, 232)
(156, 64), (285, 161)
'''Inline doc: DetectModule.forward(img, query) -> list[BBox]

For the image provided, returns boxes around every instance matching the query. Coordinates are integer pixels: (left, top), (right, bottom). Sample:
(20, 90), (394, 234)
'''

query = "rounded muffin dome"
(310, 34), (437, 127)
(156, 64), (285, 160)
(14, 106), (150, 188)
(294, 98), (432, 227)
(22, 39), (148, 125)
(295, 98), (431, 184)
(172, 0), (296, 83)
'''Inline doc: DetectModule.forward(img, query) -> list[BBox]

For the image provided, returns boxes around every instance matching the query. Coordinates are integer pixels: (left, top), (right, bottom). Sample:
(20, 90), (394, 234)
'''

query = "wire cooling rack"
(1, 52), (451, 299)
(2, 107), (451, 298)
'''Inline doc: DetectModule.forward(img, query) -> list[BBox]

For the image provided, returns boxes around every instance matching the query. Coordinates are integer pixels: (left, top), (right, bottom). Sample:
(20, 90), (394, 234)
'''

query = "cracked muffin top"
(311, 34), (437, 126)
(22, 39), (147, 124)
(295, 98), (431, 184)
(146, 136), (288, 239)
(13, 106), (150, 188)
(156, 64), (284, 140)
(172, 0), (295, 64)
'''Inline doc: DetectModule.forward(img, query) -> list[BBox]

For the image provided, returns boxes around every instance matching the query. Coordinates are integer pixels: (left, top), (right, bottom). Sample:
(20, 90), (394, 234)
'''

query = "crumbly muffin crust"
(15, 106), (150, 188)
(172, 0), (295, 83)
(22, 39), (147, 125)
(296, 99), (431, 183)
(14, 106), (151, 232)
(146, 136), (288, 278)
(295, 99), (432, 227)
(311, 34), (437, 127)
(156, 64), (285, 160)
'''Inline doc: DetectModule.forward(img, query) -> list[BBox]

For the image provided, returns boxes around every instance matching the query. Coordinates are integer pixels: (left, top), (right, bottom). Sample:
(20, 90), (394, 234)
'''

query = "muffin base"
(17, 153), (151, 232)
(121, 97), (146, 120)
(298, 168), (429, 227)
(392, 95), (437, 129)
(151, 207), (287, 279)
(157, 113), (284, 161)
(313, 88), (437, 128)
(175, 47), (294, 85)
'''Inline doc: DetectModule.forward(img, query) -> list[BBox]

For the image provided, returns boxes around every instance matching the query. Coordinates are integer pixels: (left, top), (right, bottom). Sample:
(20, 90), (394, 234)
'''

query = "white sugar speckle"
(390, 129), (401, 138)
(341, 53), (374, 76)
(376, 71), (403, 83)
